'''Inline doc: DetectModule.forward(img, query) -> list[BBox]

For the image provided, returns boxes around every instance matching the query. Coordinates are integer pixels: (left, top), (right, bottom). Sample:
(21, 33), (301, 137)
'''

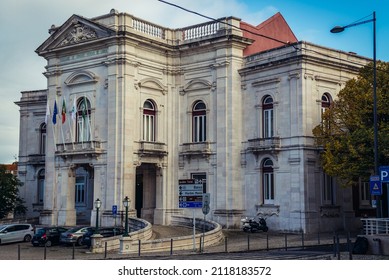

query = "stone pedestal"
(119, 236), (133, 254)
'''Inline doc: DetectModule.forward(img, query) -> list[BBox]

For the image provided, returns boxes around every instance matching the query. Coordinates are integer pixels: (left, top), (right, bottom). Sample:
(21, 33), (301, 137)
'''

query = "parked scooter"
(241, 216), (268, 233)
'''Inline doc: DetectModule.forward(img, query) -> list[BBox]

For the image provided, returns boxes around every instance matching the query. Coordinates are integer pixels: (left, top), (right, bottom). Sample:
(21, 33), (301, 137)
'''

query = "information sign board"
(178, 179), (204, 208)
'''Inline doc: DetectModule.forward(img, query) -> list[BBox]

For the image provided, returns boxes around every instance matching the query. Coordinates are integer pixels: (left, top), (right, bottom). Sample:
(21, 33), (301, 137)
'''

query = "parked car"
(60, 226), (93, 246)
(82, 227), (124, 247)
(0, 224), (34, 245)
(31, 226), (68, 247)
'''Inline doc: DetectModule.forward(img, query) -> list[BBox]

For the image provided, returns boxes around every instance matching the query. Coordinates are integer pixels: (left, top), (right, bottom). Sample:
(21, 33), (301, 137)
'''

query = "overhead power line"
(158, 0), (289, 45)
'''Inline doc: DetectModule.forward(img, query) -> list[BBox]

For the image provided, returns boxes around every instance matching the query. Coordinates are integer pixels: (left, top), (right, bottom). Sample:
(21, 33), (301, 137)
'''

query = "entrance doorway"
(75, 165), (94, 225)
(135, 163), (157, 222)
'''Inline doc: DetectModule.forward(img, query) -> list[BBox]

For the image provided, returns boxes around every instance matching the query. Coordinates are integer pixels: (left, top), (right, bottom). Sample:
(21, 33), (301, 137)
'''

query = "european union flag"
(52, 100), (58, 125)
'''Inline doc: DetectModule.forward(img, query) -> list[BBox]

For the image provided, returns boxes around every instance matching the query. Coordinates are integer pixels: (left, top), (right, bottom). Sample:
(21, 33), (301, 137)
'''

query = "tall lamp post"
(95, 198), (102, 234)
(331, 12), (380, 217)
(123, 196), (130, 237)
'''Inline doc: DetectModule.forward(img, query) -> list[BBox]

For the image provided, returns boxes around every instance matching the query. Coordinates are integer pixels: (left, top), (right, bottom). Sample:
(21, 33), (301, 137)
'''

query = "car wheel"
(45, 240), (52, 247)
(24, 234), (32, 242)
(76, 237), (83, 246)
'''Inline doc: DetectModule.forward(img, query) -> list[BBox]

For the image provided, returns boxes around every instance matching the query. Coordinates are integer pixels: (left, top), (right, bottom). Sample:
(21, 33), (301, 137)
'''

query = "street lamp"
(331, 12), (380, 216)
(94, 198), (102, 234)
(122, 196), (130, 237)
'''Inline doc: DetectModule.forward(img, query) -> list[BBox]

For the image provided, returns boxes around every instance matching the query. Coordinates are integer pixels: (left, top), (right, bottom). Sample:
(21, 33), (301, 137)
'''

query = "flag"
(45, 101), (50, 124)
(52, 100), (58, 125)
(61, 98), (67, 124)
(82, 96), (87, 120)
(71, 98), (77, 121)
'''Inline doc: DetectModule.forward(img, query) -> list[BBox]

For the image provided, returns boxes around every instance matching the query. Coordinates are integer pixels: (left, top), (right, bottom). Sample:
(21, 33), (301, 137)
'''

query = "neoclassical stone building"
(16, 9), (373, 232)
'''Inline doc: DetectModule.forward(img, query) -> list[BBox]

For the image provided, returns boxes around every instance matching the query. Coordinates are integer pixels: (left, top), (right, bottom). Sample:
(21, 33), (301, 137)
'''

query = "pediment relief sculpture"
(59, 23), (97, 47)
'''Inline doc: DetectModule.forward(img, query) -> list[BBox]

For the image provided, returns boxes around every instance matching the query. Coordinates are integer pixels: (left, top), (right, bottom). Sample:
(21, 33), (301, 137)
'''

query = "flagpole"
(52, 100), (58, 152)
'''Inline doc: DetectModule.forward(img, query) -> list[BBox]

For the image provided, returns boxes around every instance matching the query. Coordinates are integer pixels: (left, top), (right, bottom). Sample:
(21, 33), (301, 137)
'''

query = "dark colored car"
(82, 227), (124, 247)
(60, 226), (93, 246)
(31, 227), (68, 247)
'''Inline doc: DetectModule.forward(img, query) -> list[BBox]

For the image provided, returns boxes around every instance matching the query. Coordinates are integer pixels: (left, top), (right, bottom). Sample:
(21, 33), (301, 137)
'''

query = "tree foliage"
(0, 165), (27, 219)
(313, 61), (389, 187)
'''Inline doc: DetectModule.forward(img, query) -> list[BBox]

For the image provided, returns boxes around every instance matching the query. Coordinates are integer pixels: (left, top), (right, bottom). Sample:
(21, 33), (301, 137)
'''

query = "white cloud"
(0, 0), (278, 163)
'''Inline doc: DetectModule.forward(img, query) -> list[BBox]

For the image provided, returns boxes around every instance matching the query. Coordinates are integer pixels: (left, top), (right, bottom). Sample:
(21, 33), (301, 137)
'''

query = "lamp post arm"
(342, 18), (375, 30)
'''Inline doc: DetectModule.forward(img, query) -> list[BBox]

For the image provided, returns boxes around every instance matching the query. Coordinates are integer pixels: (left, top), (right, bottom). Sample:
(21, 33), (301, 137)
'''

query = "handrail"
(361, 218), (389, 235)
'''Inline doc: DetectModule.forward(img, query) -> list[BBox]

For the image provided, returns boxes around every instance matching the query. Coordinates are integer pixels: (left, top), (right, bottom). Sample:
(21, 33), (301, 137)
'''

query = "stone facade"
(16, 9), (372, 232)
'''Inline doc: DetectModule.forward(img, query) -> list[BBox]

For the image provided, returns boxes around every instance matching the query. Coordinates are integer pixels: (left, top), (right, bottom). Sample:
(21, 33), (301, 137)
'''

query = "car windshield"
(36, 228), (46, 235)
(67, 227), (83, 233)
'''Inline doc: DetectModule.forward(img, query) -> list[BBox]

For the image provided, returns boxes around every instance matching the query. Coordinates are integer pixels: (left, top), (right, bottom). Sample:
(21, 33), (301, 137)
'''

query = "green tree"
(313, 61), (389, 187)
(0, 165), (27, 219)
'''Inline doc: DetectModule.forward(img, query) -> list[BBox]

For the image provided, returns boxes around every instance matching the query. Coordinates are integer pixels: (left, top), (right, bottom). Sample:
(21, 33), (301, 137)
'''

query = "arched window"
(37, 169), (45, 204)
(39, 123), (46, 154)
(321, 93), (332, 130)
(262, 158), (274, 204)
(192, 100), (206, 142)
(321, 93), (331, 114)
(143, 99), (156, 142)
(76, 97), (91, 142)
(263, 96), (274, 138)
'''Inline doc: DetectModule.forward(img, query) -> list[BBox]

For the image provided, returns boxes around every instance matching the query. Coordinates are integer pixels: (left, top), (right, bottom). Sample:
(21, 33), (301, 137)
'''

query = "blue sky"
(0, 0), (387, 163)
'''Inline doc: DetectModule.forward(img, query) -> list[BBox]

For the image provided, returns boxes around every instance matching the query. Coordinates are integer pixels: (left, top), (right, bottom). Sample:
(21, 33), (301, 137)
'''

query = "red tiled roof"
(241, 12), (298, 56)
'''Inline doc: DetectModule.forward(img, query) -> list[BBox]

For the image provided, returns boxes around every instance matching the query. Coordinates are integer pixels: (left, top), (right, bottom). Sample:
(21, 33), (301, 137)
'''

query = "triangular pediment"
(36, 14), (116, 54)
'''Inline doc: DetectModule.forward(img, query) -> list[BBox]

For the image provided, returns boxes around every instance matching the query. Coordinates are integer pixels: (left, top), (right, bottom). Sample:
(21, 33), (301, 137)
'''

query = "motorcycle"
(241, 216), (268, 233)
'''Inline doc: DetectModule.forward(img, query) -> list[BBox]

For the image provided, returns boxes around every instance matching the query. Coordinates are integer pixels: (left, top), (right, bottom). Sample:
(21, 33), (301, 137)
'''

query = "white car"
(0, 224), (34, 244)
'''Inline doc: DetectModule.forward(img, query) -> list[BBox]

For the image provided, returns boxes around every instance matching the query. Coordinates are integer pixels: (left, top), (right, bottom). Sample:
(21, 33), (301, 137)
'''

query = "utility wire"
(158, 0), (289, 45)
(158, 1), (388, 74)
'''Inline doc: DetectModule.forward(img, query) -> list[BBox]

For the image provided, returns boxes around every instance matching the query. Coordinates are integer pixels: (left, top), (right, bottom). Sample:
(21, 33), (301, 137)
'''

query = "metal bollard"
(285, 233), (288, 251)
(247, 234), (250, 251)
(266, 233), (269, 251)
(170, 238), (173, 255)
(18, 244), (21, 260)
(224, 237), (228, 252)
(138, 240), (141, 257)
(72, 243), (75, 260)
(104, 242), (107, 259)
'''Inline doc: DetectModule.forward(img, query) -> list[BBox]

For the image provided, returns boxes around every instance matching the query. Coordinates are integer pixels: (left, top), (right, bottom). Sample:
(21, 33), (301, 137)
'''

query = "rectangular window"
(323, 174), (335, 205)
(38, 179), (44, 204)
(359, 181), (371, 207)
(193, 115), (206, 142)
(75, 176), (86, 205)
(143, 114), (155, 142)
(264, 109), (273, 138)
(263, 172), (274, 204)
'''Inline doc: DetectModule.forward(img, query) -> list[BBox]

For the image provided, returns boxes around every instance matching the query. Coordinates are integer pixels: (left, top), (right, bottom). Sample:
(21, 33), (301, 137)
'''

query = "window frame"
(192, 100), (207, 143)
(262, 158), (275, 204)
(262, 96), (274, 138)
(143, 99), (156, 142)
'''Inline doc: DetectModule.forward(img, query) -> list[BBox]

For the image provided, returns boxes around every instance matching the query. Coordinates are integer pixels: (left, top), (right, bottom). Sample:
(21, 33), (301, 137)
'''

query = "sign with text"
(370, 175), (382, 195)
(178, 179), (204, 208)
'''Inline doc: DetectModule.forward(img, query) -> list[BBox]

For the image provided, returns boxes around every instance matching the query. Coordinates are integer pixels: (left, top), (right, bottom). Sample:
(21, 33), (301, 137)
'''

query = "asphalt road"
(0, 226), (385, 260)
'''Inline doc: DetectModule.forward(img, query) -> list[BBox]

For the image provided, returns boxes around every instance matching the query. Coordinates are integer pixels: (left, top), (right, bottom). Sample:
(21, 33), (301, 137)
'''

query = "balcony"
(180, 142), (212, 157)
(137, 141), (168, 158)
(55, 141), (104, 159)
(247, 137), (281, 154)
(28, 154), (45, 165)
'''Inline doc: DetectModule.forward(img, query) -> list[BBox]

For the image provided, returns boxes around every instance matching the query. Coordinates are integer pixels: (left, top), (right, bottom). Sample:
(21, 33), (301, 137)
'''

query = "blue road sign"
(380, 166), (389, 182)
(179, 201), (203, 208)
(112, 205), (118, 215)
(370, 175), (382, 195)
